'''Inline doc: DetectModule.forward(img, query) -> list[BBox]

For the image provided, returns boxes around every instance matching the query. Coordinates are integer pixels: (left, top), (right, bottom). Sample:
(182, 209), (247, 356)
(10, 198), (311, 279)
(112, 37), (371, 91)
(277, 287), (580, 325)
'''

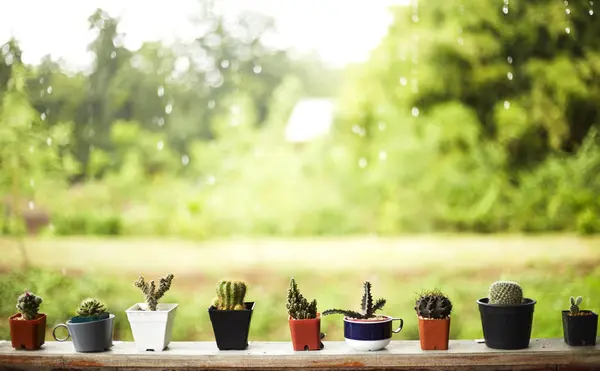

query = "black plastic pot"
(562, 310), (598, 346)
(477, 298), (535, 350)
(208, 302), (255, 350)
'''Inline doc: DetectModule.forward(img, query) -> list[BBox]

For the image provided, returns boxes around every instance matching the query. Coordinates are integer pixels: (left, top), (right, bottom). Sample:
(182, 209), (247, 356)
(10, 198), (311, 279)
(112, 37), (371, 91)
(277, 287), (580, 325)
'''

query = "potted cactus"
(286, 277), (323, 351)
(52, 298), (114, 352)
(323, 281), (403, 351)
(415, 290), (453, 350)
(562, 296), (598, 346)
(208, 280), (254, 350)
(477, 280), (536, 350)
(125, 273), (177, 351)
(9, 292), (46, 350)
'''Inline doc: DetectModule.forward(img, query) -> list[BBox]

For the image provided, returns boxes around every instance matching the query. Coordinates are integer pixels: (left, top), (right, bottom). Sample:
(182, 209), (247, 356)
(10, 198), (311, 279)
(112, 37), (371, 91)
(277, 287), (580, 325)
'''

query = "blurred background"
(1, 0), (600, 342)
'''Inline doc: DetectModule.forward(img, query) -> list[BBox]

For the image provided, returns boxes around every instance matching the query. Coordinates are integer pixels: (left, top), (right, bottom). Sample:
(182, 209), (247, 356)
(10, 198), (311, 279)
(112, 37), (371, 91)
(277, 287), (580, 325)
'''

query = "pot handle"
(52, 324), (70, 342)
(391, 318), (404, 334)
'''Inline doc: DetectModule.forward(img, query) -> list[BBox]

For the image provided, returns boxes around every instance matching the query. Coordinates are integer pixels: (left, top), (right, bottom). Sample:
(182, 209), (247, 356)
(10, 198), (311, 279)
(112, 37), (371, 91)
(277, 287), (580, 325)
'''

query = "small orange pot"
(418, 316), (450, 350)
(9, 313), (47, 350)
(289, 313), (321, 351)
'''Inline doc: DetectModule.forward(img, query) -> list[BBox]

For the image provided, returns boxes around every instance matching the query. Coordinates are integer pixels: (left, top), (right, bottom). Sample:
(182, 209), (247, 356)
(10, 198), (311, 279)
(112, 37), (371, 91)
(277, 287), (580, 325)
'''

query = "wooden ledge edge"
(1, 339), (599, 370)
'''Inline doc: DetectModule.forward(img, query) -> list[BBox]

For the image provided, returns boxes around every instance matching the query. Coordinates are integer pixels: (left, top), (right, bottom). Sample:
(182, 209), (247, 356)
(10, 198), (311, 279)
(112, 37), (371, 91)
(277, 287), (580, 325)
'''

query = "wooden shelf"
(1, 338), (599, 370)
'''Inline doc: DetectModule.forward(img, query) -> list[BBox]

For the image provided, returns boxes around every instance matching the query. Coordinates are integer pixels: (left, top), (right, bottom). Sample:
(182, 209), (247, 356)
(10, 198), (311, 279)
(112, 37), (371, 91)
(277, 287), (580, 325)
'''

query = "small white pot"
(125, 303), (178, 352)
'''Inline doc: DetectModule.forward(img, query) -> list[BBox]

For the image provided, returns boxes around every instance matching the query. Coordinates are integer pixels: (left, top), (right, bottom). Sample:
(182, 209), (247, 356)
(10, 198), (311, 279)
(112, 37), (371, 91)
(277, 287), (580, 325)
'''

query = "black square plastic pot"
(477, 298), (535, 350)
(562, 310), (598, 346)
(208, 302), (255, 350)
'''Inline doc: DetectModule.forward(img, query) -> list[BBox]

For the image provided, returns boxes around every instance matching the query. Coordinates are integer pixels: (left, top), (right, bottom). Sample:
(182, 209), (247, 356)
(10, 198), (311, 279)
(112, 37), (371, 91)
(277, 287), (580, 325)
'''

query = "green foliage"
(488, 281), (524, 305)
(212, 280), (247, 310)
(0, 64), (61, 235)
(134, 273), (174, 311)
(331, 0), (600, 235)
(415, 290), (452, 319)
(16, 291), (42, 320)
(2, 1), (600, 238)
(323, 281), (386, 319)
(53, 212), (122, 236)
(569, 296), (583, 315)
(77, 298), (107, 317)
(286, 277), (317, 320)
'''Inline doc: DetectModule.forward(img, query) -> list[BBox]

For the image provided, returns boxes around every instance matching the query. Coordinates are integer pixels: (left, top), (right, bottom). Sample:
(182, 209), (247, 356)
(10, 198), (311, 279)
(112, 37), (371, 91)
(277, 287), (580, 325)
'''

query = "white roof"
(284, 99), (334, 143)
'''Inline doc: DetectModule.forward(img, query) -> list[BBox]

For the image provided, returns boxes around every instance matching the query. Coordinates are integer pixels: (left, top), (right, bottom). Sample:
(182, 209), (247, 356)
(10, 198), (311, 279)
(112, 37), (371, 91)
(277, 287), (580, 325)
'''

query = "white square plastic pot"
(126, 303), (178, 351)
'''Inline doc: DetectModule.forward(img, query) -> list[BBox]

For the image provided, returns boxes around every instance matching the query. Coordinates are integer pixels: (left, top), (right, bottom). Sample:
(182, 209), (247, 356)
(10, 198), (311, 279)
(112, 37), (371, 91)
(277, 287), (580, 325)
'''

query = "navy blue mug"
(343, 315), (403, 351)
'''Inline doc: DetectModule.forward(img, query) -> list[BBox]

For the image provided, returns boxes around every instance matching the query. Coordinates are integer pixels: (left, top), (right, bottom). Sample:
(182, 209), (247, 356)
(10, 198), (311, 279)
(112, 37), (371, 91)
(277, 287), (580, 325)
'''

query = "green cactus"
(212, 280), (247, 310)
(16, 292), (42, 320)
(323, 281), (386, 319)
(415, 290), (452, 319)
(77, 298), (107, 317)
(286, 277), (318, 320)
(489, 281), (523, 305)
(569, 296), (583, 315)
(134, 273), (174, 311)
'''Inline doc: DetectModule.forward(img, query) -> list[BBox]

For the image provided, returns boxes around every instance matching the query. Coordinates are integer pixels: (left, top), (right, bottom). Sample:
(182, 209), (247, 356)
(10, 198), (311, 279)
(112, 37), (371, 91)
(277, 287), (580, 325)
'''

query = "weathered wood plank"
(0, 339), (599, 370)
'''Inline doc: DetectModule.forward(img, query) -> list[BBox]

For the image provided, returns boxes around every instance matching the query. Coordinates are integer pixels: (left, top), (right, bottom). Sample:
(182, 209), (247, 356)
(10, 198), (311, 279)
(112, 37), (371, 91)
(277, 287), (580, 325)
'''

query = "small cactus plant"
(16, 292), (42, 320)
(286, 277), (317, 320)
(77, 298), (108, 317)
(72, 298), (109, 323)
(212, 280), (248, 310)
(569, 296), (584, 316)
(489, 281), (523, 305)
(134, 273), (174, 311)
(323, 281), (386, 320)
(415, 290), (452, 319)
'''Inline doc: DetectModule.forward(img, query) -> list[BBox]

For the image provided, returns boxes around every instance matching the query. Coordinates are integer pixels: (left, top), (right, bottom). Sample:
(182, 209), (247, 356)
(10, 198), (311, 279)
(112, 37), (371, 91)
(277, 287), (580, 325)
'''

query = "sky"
(0, 0), (409, 70)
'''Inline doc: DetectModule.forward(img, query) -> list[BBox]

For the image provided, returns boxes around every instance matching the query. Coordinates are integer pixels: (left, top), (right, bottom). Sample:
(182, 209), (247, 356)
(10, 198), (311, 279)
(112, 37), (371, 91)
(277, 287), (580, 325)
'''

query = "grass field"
(1, 235), (599, 342)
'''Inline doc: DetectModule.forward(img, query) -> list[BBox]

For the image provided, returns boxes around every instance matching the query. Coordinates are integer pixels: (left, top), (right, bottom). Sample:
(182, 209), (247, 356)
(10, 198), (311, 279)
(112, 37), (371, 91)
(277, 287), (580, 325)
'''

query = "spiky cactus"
(569, 296), (583, 315)
(323, 281), (386, 319)
(77, 298), (107, 317)
(286, 277), (317, 320)
(415, 290), (453, 319)
(489, 281), (523, 305)
(16, 292), (42, 320)
(134, 273), (174, 311)
(212, 280), (247, 310)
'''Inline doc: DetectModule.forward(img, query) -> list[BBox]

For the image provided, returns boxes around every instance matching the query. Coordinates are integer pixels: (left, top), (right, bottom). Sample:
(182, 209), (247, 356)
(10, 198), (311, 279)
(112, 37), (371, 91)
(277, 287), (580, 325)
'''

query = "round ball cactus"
(16, 292), (43, 320)
(415, 290), (453, 319)
(489, 281), (523, 305)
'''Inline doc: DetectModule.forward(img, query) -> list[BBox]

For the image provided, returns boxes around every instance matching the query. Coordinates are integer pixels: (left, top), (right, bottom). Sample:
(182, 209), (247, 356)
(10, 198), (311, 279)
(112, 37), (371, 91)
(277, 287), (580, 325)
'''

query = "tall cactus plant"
(286, 277), (317, 320)
(212, 280), (248, 310)
(134, 273), (174, 311)
(16, 292), (42, 320)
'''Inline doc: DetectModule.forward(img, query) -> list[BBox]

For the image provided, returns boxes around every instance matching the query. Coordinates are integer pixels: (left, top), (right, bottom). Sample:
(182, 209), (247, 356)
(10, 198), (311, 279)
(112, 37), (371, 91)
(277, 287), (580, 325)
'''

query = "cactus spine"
(16, 292), (42, 320)
(134, 273), (174, 311)
(415, 290), (453, 319)
(489, 281), (523, 305)
(286, 277), (317, 320)
(323, 281), (386, 319)
(212, 280), (247, 310)
(77, 298), (107, 317)
(569, 296), (583, 315)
